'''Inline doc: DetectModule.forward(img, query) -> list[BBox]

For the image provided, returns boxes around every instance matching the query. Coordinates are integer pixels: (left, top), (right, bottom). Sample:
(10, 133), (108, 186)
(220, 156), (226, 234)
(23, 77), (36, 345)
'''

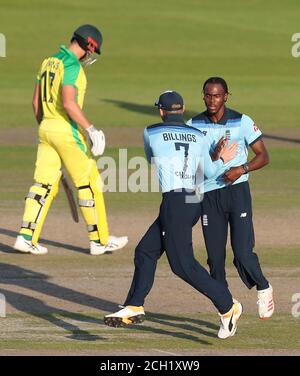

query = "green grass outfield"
(0, 146), (299, 211)
(0, 312), (298, 352)
(1, 0), (300, 132)
(0, 0), (300, 355)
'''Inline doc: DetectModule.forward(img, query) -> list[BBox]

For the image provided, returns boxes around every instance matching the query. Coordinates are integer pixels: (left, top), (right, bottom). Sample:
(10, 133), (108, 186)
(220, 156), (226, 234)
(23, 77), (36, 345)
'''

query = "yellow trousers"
(20, 119), (109, 245)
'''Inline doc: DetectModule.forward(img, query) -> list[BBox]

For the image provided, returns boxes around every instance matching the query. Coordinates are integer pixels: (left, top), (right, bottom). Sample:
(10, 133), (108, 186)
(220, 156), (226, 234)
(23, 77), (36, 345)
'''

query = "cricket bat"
(61, 172), (79, 223)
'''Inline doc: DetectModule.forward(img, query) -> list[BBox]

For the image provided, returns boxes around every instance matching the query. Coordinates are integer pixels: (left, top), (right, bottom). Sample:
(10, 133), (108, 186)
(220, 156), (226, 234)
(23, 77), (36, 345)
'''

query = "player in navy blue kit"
(187, 77), (274, 319)
(105, 91), (242, 339)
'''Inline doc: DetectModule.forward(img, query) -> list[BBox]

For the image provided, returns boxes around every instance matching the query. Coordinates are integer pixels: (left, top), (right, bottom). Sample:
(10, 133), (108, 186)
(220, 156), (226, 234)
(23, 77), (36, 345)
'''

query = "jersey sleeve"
(242, 114), (262, 146)
(199, 138), (223, 178)
(62, 61), (80, 87)
(143, 128), (153, 163)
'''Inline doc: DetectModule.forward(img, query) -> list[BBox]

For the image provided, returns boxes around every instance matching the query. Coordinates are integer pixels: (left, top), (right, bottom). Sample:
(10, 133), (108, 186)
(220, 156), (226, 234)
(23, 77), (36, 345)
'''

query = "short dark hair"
(164, 109), (184, 115)
(202, 77), (229, 94)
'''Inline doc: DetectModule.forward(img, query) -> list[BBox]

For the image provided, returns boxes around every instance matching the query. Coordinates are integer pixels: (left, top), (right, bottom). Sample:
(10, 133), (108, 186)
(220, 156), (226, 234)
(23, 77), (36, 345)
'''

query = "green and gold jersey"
(36, 45), (87, 122)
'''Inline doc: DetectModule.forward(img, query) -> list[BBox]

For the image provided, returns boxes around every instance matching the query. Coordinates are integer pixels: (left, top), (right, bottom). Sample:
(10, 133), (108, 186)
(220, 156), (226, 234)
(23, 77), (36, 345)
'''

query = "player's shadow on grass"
(0, 262), (219, 343)
(123, 312), (217, 345)
(148, 312), (218, 338)
(0, 228), (88, 255)
(126, 321), (212, 345)
(0, 262), (119, 313)
(105, 100), (300, 144)
(0, 288), (104, 341)
(103, 99), (198, 122)
(263, 134), (300, 144)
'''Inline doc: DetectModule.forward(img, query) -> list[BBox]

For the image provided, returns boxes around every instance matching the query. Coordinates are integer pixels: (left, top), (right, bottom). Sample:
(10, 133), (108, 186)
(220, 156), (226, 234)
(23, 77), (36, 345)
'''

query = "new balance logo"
(240, 212), (247, 218)
(202, 215), (208, 226)
(228, 312), (234, 332)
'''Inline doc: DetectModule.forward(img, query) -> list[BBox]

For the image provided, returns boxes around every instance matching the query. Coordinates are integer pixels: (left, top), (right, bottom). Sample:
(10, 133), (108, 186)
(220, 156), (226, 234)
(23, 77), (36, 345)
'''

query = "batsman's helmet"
(72, 24), (103, 55)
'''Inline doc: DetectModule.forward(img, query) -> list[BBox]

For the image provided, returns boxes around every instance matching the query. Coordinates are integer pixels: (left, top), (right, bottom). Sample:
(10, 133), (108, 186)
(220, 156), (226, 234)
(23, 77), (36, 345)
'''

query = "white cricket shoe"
(257, 284), (274, 319)
(13, 235), (48, 255)
(218, 301), (243, 339)
(90, 235), (128, 255)
(104, 305), (145, 327)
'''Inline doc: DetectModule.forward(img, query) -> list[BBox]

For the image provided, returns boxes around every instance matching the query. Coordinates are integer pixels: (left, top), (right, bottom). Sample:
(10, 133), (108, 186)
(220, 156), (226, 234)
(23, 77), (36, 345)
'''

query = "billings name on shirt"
(162, 133), (196, 142)
(175, 171), (196, 180)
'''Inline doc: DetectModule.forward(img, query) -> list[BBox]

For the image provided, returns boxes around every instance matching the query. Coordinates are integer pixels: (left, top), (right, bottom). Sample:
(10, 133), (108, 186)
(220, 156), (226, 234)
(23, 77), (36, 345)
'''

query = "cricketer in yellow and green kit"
(15, 25), (127, 255)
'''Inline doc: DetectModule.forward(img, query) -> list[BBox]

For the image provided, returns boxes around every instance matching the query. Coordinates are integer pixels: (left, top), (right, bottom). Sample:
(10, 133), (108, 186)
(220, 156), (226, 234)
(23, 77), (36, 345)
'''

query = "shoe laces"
(107, 241), (119, 248)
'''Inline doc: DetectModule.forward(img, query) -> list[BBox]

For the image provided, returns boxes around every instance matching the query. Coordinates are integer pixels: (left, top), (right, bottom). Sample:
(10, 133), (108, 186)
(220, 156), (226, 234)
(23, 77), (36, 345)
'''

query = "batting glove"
(86, 125), (106, 156)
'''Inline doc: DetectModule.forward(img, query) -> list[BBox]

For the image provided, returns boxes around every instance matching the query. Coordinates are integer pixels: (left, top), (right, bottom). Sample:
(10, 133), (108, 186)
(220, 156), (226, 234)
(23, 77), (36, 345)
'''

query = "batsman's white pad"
(26, 172), (62, 245)
(78, 161), (109, 245)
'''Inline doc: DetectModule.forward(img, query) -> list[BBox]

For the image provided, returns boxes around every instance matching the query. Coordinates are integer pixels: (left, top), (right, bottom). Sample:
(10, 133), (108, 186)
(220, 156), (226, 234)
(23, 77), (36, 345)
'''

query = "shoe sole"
(90, 246), (125, 255)
(90, 250), (106, 256)
(260, 311), (274, 320)
(28, 251), (48, 255)
(14, 240), (47, 255)
(91, 239), (129, 255)
(104, 314), (145, 328)
(14, 246), (47, 255)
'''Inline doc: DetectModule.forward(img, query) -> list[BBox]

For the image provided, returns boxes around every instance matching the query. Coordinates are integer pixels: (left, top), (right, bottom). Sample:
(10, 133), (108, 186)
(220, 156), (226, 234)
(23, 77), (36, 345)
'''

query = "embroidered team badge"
(253, 123), (259, 132)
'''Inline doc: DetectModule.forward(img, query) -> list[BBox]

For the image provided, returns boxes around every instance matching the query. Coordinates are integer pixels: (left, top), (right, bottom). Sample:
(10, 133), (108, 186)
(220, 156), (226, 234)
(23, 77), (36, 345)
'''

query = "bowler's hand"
(219, 142), (238, 164)
(211, 137), (226, 161)
(223, 166), (244, 184)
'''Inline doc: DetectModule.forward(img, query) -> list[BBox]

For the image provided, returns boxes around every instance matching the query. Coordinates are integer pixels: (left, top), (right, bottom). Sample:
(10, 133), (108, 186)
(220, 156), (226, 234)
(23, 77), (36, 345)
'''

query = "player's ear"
(159, 108), (164, 118)
(224, 93), (228, 102)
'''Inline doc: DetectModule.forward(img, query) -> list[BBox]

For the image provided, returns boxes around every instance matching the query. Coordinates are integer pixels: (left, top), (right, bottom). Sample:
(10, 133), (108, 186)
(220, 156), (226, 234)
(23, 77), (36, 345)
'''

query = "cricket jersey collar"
(203, 107), (230, 126)
(59, 45), (79, 62)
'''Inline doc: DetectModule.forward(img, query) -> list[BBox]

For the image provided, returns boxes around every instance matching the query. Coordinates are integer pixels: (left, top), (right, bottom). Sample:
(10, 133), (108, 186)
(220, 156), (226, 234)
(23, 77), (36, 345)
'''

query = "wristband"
(242, 163), (250, 174)
(87, 125), (96, 133)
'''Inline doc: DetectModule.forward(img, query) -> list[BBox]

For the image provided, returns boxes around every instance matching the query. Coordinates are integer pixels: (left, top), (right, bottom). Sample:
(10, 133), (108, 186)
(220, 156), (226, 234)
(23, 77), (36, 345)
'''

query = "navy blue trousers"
(201, 181), (269, 290)
(124, 190), (233, 314)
